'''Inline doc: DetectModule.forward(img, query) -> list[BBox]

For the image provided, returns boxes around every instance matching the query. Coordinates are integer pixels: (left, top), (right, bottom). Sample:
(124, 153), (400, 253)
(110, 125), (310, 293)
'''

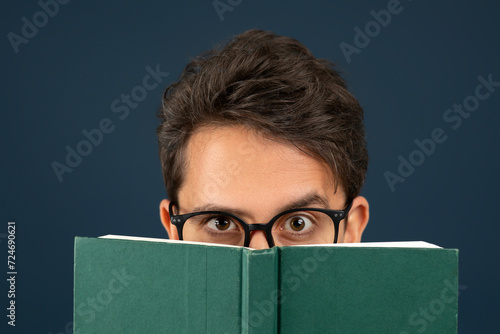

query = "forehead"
(177, 125), (342, 211)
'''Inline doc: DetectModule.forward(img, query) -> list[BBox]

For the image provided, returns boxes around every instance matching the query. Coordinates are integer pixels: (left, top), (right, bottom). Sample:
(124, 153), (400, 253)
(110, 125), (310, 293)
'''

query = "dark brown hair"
(157, 29), (368, 205)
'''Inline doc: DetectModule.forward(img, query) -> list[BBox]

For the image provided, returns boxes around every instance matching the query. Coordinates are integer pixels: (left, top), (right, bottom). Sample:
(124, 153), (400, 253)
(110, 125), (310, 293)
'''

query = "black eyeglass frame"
(168, 201), (353, 247)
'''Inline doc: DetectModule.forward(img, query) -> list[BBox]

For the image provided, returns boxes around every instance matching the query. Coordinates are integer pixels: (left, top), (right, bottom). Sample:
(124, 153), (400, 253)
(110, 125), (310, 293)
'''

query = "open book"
(74, 235), (458, 333)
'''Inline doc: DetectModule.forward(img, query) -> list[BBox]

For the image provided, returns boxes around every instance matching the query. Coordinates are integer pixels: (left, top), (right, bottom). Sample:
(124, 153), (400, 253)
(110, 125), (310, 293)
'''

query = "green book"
(74, 236), (458, 333)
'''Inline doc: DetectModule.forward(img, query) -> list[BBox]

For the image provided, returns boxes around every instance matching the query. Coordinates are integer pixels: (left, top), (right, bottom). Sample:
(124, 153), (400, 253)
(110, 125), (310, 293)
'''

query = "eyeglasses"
(168, 201), (352, 247)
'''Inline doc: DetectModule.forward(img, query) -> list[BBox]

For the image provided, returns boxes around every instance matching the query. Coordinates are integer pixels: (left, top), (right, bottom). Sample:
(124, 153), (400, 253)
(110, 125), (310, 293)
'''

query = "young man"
(157, 29), (369, 249)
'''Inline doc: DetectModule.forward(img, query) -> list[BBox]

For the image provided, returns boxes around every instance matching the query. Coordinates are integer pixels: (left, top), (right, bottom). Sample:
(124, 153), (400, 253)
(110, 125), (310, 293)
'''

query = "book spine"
(241, 248), (279, 334)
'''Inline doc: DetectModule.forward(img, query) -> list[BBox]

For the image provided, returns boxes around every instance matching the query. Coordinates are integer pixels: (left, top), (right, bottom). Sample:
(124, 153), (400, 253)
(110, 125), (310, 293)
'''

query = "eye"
(205, 215), (237, 231)
(283, 215), (314, 232)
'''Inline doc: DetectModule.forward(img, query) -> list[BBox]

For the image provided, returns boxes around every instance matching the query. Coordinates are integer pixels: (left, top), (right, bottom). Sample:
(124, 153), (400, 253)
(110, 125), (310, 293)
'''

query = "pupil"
(290, 218), (305, 231)
(215, 217), (230, 230)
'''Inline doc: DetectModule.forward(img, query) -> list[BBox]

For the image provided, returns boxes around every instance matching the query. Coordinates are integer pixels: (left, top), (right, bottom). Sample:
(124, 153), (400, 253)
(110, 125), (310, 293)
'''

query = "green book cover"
(74, 236), (458, 333)
(279, 246), (458, 333)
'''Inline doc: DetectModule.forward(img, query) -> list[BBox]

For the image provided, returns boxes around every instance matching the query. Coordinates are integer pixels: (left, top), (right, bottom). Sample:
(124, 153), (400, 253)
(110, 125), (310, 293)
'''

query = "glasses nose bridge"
(245, 222), (276, 248)
(247, 223), (270, 232)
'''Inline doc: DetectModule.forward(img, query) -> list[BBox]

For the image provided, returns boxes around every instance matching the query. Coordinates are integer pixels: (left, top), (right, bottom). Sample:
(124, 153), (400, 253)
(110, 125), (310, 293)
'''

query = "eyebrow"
(188, 192), (331, 219)
(277, 193), (331, 212)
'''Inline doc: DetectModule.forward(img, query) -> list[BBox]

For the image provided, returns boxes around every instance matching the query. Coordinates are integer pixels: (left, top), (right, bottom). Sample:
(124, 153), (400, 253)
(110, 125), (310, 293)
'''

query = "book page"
(341, 241), (441, 248)
(98, 235), (441, 248)
(98, 234), (243, 248)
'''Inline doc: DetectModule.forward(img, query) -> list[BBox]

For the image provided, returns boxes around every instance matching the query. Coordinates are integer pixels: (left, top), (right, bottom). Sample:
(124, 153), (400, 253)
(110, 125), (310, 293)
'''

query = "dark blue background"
(2, 0), (498, 332)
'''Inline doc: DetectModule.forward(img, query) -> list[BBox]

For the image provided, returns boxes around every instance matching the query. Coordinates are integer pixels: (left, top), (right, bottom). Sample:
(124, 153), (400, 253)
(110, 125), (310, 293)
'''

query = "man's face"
(160, 125), (369, 249)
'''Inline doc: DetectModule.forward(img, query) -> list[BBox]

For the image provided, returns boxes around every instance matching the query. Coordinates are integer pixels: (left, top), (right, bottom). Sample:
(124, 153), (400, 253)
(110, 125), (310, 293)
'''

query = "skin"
(160, 125), (369, 249)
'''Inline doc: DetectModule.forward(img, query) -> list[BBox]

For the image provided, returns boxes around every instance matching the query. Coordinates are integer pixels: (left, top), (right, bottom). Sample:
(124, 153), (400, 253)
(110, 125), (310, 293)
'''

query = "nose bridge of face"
(248, 229), (271, 249)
